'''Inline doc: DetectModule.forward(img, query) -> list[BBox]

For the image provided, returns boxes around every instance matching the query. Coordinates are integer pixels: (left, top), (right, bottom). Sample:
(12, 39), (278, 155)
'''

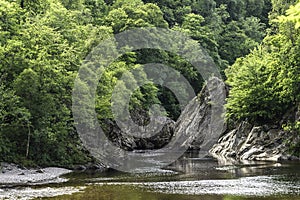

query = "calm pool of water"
(1, 157), (300, 200)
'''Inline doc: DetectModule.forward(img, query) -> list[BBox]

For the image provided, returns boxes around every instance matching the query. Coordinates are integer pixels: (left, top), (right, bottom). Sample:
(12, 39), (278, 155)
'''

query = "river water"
(1, 157), (300, 200)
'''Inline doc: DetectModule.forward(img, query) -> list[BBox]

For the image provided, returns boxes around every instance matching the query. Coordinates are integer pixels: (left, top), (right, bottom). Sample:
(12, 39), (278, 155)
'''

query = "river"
(1, 155), (299, 200)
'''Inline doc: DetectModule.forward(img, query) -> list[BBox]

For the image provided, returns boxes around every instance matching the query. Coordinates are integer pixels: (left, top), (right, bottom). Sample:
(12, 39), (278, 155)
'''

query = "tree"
(84, 0), (108, 25)
(105, 0), (168, 33)
(0, 0), (104, 165)
(225, 48), (283, 122)
(18, 0), (50, 14)
(142, 0), (193, 27)
(277, 1), (300, 29)
(0, 83), (31, 162)
(225, 1), (300, 123)
(218, 20), (260, 65)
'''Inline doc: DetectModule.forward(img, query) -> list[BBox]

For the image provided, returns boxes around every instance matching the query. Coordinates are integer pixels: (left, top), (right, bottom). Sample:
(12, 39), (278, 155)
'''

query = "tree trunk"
(20, 0), (25, 8)
(26, 124), (30, 158)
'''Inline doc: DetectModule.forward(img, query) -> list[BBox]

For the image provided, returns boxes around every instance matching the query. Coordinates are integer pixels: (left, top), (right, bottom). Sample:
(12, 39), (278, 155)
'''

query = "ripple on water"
(95, 175), (300, 196)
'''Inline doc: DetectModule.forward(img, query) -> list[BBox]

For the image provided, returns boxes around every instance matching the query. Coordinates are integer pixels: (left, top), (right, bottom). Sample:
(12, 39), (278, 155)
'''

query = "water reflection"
(1, 157), (299, 200)
(39, 158), (300, 200)
(168, 156), (300, 180)
(42, 184), (300, 200)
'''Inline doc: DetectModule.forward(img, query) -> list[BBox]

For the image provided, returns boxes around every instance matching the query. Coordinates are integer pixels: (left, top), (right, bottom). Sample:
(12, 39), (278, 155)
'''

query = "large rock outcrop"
(102, 77), (227, 154)
(100, 75), (300, 163)
(174, 77), (227, 156)
(210, 111), (300, 162)
(101, 117), (174, 151)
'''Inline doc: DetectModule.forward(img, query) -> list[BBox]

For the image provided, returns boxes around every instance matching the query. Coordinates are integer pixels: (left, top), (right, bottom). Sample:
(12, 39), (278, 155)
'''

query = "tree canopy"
(1, 0), (298, 166)
(226, 0), (300, 124)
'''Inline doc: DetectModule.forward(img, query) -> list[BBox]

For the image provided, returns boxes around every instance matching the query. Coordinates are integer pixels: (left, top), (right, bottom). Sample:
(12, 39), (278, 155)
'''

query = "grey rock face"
(101, 117), (175, 151)
(101, 77), (227, 156)
(100, 75), (300, 163)
(174, 77), (227, 157)
(210, 121), (300, 162)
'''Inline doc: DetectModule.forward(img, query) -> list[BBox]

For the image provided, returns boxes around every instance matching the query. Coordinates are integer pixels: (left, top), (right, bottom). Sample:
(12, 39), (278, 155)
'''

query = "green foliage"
(226, 48), (283, 122)
(0, 83), (31, 162)
(277, 1), (300, 29)
(283, 118), (300, 157)
(0, 0), (281, 166)
(0, 0), (100, 166)
(18, 0), (50, 14)
(105, 0), (168, 33)
(283, 121), (300, 132)
(84, 0), (108, 25)
(143, 0), (193, 27)
(95, 61), (159, 120)
(269, 0), (298, 20)
(218, 19), (264, 65)
(226, 1), (300, 124)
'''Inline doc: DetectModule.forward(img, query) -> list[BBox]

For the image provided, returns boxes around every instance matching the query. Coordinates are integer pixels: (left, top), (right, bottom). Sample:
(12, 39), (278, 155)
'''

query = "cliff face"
(210, 107), (300, 162)
(102, 77), (299, 163)
(101, 117), (174, 151)
(174, 77), (227, 157)
(102, 77), (227, 155)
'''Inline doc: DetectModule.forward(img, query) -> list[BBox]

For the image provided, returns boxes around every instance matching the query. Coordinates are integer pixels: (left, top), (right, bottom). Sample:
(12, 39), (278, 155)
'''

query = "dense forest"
(0, 0), (299, 167)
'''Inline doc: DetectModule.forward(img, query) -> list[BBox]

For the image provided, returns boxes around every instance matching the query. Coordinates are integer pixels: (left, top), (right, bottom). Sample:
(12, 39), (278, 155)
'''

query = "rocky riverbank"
(209, 105), (300, 162)
(0, 161), (110, 187)
(209, 122), (300, 162)
(99, 76), (300, 163)
(2, 77), (298, 186)
(0, 163), (72, 186)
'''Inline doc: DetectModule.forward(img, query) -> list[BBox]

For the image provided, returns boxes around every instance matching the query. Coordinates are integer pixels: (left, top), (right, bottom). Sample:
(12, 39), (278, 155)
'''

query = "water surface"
(1, 157), (300, 200)
(44, 158), (300, 200)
